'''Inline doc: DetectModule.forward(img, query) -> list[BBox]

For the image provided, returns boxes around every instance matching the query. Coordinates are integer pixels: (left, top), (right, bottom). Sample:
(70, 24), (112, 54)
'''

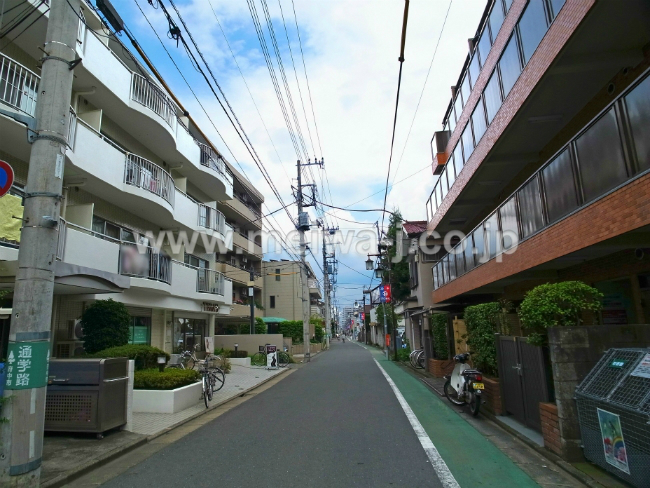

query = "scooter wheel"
(444, 379), (466, 406)
(469, 393), (481, 417)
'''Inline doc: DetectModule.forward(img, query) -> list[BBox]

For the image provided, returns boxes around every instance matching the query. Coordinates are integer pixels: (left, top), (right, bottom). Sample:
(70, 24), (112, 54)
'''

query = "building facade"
(426, 0), (650, 321)
(0, 2), (263, 356)
(262, 260), (322, 322)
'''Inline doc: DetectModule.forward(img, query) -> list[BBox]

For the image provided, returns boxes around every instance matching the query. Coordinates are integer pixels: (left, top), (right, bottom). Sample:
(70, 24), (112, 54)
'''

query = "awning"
(53, 262), (130, 295)
(261, 317), (288, 323)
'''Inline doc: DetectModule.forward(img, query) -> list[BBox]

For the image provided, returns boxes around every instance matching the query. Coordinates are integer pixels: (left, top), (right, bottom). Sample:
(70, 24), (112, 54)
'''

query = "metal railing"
(120, 243), (172, 285)
(56, 218), (67, 261)
(0, 53), (39, 116)
(197, 204), (225, 234)
(198, 141), (225, 174)
(131, 73), (176, 128)
(67, 106), (77, 148)
(124, 153), (175, 207)
(233, 193), (262, 218)
(197, 267), (225, 295)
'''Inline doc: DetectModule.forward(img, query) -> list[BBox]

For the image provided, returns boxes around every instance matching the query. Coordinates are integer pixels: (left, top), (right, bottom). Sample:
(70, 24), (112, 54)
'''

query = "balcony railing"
(198, 203), (225, 234)
(131, 73), (176, 128)
(197, 142), (233, 186)
(0, 53), (39, 116)
(197, 267), (225, 295)
(56, 218), (67, 261)
(120, 243), (172, 285)
(124, 153), (175, 207)
(67, 106), (77, 148)
(233, 193), (262, 219)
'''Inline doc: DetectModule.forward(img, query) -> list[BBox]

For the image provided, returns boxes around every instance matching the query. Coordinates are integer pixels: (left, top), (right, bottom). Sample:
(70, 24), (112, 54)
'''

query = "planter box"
(229, 357), (250, 367)
(428, 358), (454, 378)
(133, 381), (202, 414)
(540, 402), (562, 456)
(482, 377), (503, 416)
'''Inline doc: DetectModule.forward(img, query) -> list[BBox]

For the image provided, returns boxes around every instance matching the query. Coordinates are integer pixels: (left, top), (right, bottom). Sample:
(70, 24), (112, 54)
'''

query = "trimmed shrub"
(430, 314), (449, 360)
(464, 303), (501, 377)
(519, 281), (603, 346)
(134, 368), (200, 390)
(255, 317), (267, 334)
(314, 324), (324, 343)
(279, 320), (303, 343)
(81, 299), (130, 353)
(228, 350), (249, 358)
(396, 346), (411, 362)
(90, 345), (169, 371)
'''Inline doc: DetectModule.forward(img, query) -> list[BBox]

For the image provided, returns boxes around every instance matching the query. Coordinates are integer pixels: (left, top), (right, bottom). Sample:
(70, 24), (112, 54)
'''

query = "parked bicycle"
(251, 345), (290, 368)
(168, 344), (224, 371)
(409, 349), (425, 369)
(199, 354), (226, 408)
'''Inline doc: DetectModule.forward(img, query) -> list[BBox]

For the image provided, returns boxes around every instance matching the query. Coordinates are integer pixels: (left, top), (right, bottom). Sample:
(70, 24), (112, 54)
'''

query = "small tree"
(519, 281), (603, 346)
(430, 314), (449, 360)
(255, 317), (267, 334)
(81, 299), (130, 353)
(464, 303), (501, 376)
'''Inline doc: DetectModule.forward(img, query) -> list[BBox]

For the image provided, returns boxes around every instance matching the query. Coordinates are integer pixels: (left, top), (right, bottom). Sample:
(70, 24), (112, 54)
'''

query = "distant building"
(262, 260), (322, 321)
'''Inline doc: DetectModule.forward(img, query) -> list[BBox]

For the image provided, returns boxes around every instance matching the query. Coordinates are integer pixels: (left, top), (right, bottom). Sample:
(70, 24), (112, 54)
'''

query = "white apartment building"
(0, 1), (263, 356)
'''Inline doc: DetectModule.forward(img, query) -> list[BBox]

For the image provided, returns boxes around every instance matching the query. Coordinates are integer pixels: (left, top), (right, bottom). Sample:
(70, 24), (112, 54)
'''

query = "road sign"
(0, 160), (14, 197)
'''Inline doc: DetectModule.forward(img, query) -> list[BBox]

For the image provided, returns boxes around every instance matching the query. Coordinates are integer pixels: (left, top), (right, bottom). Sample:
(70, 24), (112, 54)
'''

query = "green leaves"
(81, 299), (131, 354)
(519, 281), (603, 346)
(134, 368), (200, 390)
(430, 314), (449, 360)
(464, 302), (502, 376)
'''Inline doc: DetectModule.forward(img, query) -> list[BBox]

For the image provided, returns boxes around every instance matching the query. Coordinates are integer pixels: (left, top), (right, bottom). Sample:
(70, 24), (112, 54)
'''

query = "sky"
(112, 0), (485, 310)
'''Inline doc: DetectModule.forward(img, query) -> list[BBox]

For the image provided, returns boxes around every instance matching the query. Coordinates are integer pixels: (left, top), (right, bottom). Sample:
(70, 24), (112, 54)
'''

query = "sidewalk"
(41, 364), (288, 487)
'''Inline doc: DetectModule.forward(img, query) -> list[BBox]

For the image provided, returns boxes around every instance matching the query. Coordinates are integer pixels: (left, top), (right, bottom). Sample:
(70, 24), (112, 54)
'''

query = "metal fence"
(124, 153), (175, 207)
(197, 268), (225, 295)
(198, 203), (225, 234)
(0, 53), (39, 116)
(119, 243), (172, 285)
(130, 73), (176, 128)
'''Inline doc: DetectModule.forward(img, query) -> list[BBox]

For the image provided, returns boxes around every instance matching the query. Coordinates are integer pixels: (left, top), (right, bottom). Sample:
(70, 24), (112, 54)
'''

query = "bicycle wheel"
(416, 351), (426, 369)
(251, 352), (266, 367)
(202, 376), (210, 408)
(409, 350), (418, 368)
(278, 351), (290, 368)
(211, 368), (225, 392)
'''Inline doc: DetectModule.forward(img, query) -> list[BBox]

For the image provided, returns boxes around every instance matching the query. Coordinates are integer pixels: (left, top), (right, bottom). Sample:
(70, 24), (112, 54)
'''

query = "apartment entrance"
(497, 336), (551, 432)
(174, 317), (207, 354)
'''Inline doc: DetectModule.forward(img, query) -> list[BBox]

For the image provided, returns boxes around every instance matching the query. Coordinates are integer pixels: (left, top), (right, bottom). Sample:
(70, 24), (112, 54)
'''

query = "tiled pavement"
(128, 364), (286, 436)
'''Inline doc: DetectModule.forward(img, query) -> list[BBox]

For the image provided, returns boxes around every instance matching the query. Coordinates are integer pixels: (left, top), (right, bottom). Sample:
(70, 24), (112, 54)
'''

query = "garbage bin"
(45, 358), (129, 438)
(575, 348), (650, 487)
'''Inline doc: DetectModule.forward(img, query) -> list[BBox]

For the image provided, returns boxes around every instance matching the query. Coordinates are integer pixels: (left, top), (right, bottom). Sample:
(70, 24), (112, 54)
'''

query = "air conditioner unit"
(67, 319), (84, 340)
(55, 341), (85, 358)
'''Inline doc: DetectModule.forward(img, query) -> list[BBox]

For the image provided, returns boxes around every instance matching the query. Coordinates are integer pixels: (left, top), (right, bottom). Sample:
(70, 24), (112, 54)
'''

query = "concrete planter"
(229, 357), (250, 367)
(133, 381), (202, 414)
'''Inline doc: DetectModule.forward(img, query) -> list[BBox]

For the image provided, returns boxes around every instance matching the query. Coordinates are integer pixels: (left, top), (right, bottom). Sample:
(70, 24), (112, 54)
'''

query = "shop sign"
(631, 353), (650, 379)
(5, 342), (50, 390)
(202, 302), (219, 313)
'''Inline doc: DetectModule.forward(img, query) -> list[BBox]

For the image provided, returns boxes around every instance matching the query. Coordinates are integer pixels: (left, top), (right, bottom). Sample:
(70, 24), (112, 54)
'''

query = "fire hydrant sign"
(5, 342), (50, 390)
(631, 353), (650, 379)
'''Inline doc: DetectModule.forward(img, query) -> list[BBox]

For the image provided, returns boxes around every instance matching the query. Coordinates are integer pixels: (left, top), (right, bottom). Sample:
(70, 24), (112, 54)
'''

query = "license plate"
(473, 382), (485, 390)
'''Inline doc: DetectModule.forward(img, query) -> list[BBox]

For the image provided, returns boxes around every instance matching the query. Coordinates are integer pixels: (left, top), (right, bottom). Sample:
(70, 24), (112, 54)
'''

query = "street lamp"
(365, 256), (374, 270)
(374, 265), (384, 279)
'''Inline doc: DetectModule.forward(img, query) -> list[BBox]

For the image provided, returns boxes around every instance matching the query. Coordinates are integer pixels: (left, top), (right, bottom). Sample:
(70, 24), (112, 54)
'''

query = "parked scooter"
(443, 352), (484, 416)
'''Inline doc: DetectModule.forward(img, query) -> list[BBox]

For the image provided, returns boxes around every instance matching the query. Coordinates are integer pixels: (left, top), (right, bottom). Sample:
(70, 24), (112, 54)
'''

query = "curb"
(41, 367), (291, 488)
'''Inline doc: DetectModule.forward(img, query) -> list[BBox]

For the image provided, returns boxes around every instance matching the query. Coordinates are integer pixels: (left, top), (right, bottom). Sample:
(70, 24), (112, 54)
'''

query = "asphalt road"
(100, 341), (442, 488)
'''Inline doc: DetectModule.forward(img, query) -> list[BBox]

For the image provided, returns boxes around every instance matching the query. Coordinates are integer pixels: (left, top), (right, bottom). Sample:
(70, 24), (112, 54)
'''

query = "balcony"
(229, 303), (264, 318)
(0, 53), (38, 117)
(232, 232), (263, 257)
(219, 262), (263, 288)
(220, 198), (262, 229)
(124, 154), (175, 207)
(308, 279), (321, 298)
(119, 243), (171, 285)
(131, 73), (176, 129)
(171, 261), (231, 304)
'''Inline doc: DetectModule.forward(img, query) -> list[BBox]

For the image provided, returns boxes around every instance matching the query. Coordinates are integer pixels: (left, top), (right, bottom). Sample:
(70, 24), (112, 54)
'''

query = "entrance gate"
(496, 335), (550, 431)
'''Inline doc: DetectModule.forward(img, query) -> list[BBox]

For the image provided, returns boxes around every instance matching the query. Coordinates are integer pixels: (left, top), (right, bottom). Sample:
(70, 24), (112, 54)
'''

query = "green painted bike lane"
(369, 347), (540, 487)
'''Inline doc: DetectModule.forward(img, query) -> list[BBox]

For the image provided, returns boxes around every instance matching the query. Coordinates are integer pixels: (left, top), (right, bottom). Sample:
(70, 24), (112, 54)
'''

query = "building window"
(499, 197), (518, 251)
(484, 212), (499, 261)
(460, 75), (471, 108)
(477, 27), (492, 68)
(185, 253), (208, 269)
(453, 142), (464, 177)
(446, 158), (456, 190)
(454, 94), (463, 127)
(471, 99), (488, 146)
(499, 32), (522, 99)
(270, 296), (276, 309)
(455, 248), (465, 276)
(542, 148), (579, 224)
(484, 71), (502, 124)
(128, 316), (151, 345)
(468, 54), (481, 90)
(461, 125), (475, 162)
(448, 104), (457, 134)
(489, 0), (505, 42)
(575, 108), (628, 203)
(624, 75), (650, 172)
(518, 0), (549, 65)
(548, 0), (566, 20)
(518, 174), (545, 238)
(464, 233), (476, 271)
(275, 269), (281, 281)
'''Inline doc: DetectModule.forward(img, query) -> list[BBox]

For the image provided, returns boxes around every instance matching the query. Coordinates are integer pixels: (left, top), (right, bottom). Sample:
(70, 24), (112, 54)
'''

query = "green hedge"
(81, 299), (130, 353)
(314, 324), (324, 343)
(134, 369), (200, 390)
(279, 320), (303, 343)
(519, 281), (603, 346)
(90, 345), (170, 371)
(430, 314), (449, 360)
(464, 303), (501, 377)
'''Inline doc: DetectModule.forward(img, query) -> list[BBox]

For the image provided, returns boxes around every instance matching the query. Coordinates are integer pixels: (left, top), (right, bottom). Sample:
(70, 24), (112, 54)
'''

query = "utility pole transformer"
(0, 0), (80, 484)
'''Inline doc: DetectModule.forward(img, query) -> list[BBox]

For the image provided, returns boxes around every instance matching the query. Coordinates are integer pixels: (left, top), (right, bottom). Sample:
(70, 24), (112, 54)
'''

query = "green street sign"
(5, 341), (50, 390)
(610, 359), (627, 369)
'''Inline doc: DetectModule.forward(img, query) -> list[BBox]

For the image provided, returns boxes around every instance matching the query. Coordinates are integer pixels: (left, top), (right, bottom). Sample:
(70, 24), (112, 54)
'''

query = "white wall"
(63, 228), (119, 274)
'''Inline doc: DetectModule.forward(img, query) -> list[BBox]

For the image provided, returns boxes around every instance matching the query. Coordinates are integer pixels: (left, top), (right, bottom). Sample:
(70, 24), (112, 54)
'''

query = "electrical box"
(297, 212), (310, 231)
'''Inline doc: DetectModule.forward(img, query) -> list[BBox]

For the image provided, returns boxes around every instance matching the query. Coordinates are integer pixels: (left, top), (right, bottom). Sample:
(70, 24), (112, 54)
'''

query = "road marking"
(374, 359), (460, 488)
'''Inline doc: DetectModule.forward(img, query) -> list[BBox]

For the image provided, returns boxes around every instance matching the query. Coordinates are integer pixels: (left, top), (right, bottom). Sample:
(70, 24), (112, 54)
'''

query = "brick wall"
(540, 402), (562, 456)
(483, 377), (503, 416)
(434, 172), (650, 303)
(428, 358), (454, 378)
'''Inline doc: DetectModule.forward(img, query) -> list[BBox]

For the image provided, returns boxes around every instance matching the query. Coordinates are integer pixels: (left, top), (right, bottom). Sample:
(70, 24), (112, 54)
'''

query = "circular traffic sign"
(0, 160), (14, 198)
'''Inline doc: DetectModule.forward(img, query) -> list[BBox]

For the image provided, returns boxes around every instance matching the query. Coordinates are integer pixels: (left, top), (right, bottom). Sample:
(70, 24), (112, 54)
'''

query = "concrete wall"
(213, 334), (284, 356)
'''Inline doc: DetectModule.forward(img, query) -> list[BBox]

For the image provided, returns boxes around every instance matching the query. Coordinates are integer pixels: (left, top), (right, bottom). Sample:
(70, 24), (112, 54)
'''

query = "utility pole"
(249, 268), (255, 334)
(0, 0), (80, 484)
(321, 225), (336, 350)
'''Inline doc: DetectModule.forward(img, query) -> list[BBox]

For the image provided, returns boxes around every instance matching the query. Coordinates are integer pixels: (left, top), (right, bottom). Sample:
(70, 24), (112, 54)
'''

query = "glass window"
(499, 197), (518, 251)
(455, 246), (465, 276)
(447, 161), (456, 190)
(489, 0), (505, 41)
(464, 234), (475, 271)
(549, 0), (566, 19)
(454, 92), (463, 123)
(174, 318), (207, 353)
(460, 75), (471, 107)
(440, 170), (448, 200)
(472, 227), (485, 264)
(519, 0), (549, 64)
(128, 317), (151, 345)
(542, 148), (578, 223)
(499, 33), (522, 98)
(275, 268), (281, 281)
(439, 260), (446, 285)
(468, 54), (481, 89)
(471, 99), (488, 145)
(484, 212), (499, 260)
(270, 296), (275, 308)
(436, 183), (443, 208)
(518, 175), (544, 238)
(462, 125), (475, 162)
(433, 264), (439, 289)
(447, 253), (456, 281)
(504, 0), (513, 12)
(454, 142), (464, 178)
(448, 104), (456, 134)
(478, 28), (492, 67)
(484, 71), (502, 124)
(92, 216), (105, 234)
(625, 75), (650, 171)
(575, 108), (628, 203)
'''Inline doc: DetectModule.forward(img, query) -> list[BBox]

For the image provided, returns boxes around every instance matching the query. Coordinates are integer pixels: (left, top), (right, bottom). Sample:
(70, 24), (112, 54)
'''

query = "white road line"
(374, 359), (460, 488)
